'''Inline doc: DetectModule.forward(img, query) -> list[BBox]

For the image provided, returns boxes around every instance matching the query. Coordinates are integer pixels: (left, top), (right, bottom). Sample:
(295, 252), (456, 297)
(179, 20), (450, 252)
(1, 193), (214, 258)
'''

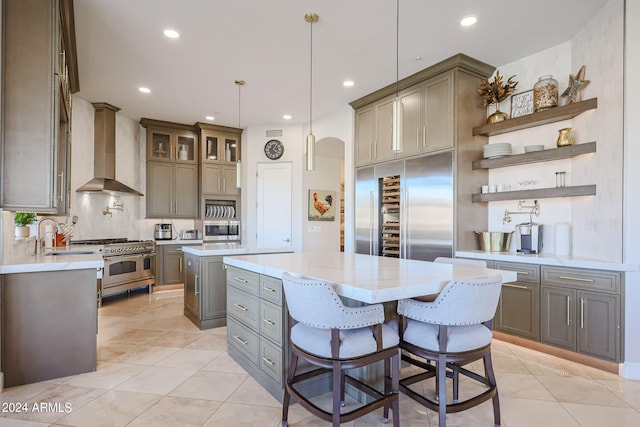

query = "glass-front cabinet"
(145, 126), (197, 163)
(197, 123), (241, 165)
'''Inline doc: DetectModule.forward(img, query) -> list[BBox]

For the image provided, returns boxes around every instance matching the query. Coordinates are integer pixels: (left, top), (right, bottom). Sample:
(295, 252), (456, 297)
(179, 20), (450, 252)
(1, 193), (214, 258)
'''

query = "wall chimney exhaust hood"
(76, 102), (143, 196)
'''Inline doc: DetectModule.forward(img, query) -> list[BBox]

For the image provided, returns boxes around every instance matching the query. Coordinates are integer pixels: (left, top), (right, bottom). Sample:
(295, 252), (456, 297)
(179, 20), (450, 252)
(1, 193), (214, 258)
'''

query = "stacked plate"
(524, 144), (544, 153)
(483, 143), (512, 159)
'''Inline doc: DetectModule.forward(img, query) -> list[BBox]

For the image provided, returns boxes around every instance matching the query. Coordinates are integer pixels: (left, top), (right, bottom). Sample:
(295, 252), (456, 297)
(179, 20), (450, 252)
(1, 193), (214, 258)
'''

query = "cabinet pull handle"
(503, 283), (528, 290)
(233, 303), (248, 311)
(516, 271), (530, 275)
(262, 357), (275, 366)
(566, 296), (571, 326)
(233, 335), (248, 346)
(233, 276), (248, 283)
(559, 275), (595, 283)
(223, 178), (227, 193)
(218, 178), (221, 192)
(195, 274), (200, 296)
(580, 298), (585, 329)
(58, 171), (65, 201)
(263, 286), (276, 293)
(263, 318), (275, 326)
(179, 257), (183, 272)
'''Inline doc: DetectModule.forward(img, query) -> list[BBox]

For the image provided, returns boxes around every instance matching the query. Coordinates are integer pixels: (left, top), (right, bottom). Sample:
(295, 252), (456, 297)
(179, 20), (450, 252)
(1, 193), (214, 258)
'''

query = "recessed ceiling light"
(283, 114), (292, 120)
(138, 87), (151, 93)
(205, 116), (214, 121)
(460, 16), (477, 27)
(163, 29), (180, 39)
(343, 80), (354, 87)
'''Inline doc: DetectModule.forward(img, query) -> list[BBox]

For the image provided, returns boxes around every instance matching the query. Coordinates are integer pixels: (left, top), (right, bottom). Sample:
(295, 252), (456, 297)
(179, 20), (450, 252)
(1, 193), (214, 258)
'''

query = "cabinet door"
(184, 254), (199, 317)
(495, 281), (540, 340)
(221, 166), (239, 195)
(375, 97), (397, 163)
(578, 291), (620, 361)
(221, 135), (240, 164)
(202, 164), (222, 194)
(163, 251), (184, 285)
(423, 72), (454, 152)
(146, 162), (173, 217)
(397, 87), (422, 158)
(176, 133), (197, 163)
(200, 257), (226, 321)
(55, 94), (71, 215)
(174, 164), (198, 218)
(147, 130), (173, 161)
(354, 106), (375, 166)
(541, 286), (576, 351)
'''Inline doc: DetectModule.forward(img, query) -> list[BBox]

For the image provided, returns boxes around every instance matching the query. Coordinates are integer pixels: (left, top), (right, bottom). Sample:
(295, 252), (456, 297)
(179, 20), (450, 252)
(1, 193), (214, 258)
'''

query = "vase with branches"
(477, 71), (518, 123)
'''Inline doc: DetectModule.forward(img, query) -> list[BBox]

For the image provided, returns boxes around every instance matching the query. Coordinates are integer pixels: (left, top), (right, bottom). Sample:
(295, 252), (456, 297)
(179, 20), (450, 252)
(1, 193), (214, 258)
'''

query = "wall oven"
(202, 220), (240, 242)
(101, 241), (156, 305)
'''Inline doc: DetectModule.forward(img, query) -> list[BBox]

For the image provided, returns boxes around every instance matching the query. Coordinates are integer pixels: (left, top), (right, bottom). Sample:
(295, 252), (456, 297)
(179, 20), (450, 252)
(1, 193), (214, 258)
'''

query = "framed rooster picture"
(308, 189), (337, 221)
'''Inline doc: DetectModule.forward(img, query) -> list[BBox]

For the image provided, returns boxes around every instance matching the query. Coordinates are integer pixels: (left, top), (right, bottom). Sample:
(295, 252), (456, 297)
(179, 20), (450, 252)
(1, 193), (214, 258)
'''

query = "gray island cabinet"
(181, 245), (293, 330)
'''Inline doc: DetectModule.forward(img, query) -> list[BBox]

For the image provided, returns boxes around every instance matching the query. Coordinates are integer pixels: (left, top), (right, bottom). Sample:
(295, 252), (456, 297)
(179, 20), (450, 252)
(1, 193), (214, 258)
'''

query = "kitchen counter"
(223, 251), (517, 304)
(154, 239), (203, 246)
(456, 250), (639, 272)
(182, 243), (294, 257)
(0, 245), (104, 274)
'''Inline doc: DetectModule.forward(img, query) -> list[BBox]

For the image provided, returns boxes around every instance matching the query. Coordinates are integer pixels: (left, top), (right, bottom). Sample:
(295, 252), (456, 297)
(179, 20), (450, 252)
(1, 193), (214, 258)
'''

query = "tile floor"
(1, 288), (639, 426)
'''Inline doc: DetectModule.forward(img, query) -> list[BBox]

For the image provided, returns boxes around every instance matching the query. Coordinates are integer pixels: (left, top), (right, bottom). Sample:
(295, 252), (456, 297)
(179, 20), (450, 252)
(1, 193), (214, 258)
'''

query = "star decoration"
(561, 65), (590, 103)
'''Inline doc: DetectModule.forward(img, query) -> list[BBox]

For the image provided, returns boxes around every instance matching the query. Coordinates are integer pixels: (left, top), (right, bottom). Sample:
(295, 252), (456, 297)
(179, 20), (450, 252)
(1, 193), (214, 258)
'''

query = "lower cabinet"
(493, 261), (540, 341)
(156, 244), (199, 287)
(226, 265), (286, 401)
(183, 253), (227, 329)
(541, 266), (622, 362)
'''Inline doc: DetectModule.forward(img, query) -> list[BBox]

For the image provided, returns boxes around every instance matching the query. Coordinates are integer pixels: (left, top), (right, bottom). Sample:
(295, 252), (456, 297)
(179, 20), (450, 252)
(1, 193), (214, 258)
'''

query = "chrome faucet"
(34, 217), (63, 255)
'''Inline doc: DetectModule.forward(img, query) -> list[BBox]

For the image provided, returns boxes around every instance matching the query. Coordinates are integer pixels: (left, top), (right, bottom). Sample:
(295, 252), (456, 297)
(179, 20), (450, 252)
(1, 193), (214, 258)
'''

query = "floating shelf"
(472, 142), (596, 170)
(472, 98), (598, 137)
(472, 185), (596, 202)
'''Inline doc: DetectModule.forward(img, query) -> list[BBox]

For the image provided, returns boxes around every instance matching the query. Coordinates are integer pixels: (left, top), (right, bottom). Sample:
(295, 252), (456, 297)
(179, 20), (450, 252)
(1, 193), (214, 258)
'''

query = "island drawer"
(494, 261), (540, 284)
(260, 338), (284, 386)
(227, 317), (260, 366)
(541, 266), (621, 293)
(260, 299), (284, 345)
(227, 266), (260, 295)
(227, 286), (260, 329)
(260, 275), (283, 305)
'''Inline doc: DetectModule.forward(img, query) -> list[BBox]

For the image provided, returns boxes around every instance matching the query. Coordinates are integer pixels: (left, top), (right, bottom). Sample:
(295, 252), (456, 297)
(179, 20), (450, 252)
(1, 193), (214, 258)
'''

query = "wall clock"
(264, 139), (284, 160)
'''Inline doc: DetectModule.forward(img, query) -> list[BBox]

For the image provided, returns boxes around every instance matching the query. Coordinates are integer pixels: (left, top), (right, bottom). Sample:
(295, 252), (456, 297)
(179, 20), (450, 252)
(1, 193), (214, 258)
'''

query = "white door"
(257, 162), (292, 246)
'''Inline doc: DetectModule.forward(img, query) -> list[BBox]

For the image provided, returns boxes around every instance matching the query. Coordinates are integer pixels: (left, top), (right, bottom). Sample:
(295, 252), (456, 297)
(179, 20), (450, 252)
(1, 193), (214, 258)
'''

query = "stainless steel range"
(71, 238), (156, 305)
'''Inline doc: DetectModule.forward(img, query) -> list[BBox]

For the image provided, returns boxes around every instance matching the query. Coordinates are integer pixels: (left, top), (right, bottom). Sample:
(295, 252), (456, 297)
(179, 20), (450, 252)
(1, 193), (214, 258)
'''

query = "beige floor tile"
(226, 376), (281, 407)
(106, 328), (167, 345)
(145, 330), (205, 348)
(54, 389), (160, 427)
(111, 344), (180, 365)
(598, 378), (640, 409)
(0, 382), (60, 405)
(201, 351), (247, 374)
(65, 361), (146, 389)
(154, 348), (221, 369)
(169, 370), (247, 401)
(495, 371), (555, 401)
(185, 333), (229, 351)
(500, 397), (581, 427)
(562, 402), (640, 427)
(114, 366), (197, 395)
(536, 375), (630, 407)
(0, 418), (51, 426)
(202, 402), (283, 427)
(127, 396), (221, 427)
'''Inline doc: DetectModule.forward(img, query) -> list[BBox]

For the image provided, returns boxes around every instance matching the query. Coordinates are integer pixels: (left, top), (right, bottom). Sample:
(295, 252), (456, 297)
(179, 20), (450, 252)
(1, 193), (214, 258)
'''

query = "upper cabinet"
(196, 123), (242, 196)
(141, 121), (198, 164)
(351, 55), (489, 168)
(1, 0), (79, 214)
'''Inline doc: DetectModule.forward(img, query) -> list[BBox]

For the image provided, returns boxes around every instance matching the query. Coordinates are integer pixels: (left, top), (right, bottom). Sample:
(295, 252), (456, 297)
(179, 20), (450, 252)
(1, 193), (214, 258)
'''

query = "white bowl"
(524, 145), (544, 153)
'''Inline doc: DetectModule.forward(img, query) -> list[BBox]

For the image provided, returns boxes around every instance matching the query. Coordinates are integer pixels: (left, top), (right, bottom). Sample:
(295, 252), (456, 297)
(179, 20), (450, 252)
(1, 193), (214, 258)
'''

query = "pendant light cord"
(395, 0), (399, 97)
(309, 18), (314, 134)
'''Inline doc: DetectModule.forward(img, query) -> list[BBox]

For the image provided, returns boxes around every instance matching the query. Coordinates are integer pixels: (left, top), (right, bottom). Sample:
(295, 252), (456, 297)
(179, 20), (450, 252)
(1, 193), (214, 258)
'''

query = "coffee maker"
(515, 223), (543, 254)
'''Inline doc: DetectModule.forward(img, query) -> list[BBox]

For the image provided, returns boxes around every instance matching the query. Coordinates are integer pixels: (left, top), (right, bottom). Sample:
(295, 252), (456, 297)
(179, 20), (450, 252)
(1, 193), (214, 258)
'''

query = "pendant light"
(235, 79), (245, 188)
(305, 13), (319, 171)
(391, 0), (403, 153)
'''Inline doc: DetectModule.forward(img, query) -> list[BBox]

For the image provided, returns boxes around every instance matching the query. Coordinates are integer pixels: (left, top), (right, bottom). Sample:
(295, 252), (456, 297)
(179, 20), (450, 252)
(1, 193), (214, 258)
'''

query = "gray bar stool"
(397, 274), (503, 427)
(281, 272), (400, 427)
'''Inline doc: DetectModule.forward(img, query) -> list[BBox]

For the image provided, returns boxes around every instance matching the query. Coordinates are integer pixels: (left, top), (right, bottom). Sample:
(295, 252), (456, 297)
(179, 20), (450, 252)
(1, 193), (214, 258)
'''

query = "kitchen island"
(222, 251), (517, 400)
(181, 244), (293, 329)
(0, 248), (103, 389)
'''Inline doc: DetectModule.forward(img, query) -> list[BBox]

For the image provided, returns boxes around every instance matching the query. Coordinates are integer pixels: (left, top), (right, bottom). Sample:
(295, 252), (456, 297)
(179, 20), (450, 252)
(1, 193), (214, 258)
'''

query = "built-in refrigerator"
(355, 151), (454, 261)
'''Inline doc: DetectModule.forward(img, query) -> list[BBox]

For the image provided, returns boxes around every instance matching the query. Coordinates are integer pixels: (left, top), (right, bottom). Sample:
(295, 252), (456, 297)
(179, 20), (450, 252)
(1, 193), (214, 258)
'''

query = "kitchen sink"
(45, 250), (97, 256)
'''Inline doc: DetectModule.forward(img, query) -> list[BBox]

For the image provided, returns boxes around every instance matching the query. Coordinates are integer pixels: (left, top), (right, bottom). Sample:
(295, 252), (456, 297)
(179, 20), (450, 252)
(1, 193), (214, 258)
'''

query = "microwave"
(203, 220), (240, 242)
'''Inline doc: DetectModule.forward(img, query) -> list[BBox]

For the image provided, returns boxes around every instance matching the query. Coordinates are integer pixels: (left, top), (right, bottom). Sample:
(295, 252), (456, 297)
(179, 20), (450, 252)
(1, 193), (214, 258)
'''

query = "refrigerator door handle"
(403, 187), (409, 258)
(369, 190), (374, 255)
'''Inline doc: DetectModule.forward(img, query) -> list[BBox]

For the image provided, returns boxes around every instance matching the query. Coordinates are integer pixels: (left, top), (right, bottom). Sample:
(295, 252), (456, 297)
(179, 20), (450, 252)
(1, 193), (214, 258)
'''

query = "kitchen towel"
(554, 222), (571, 256)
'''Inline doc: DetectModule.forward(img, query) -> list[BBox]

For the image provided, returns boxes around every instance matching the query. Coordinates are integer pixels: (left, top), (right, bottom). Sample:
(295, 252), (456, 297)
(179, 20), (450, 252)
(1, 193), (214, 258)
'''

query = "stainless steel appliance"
(202, 220), (240, 242)
(182, 229), (199, 240)
(355, 152), (454, 261)
(154, 223), (172, 240)
(71, 238), (156, 306)
(516, 223), (543, 254)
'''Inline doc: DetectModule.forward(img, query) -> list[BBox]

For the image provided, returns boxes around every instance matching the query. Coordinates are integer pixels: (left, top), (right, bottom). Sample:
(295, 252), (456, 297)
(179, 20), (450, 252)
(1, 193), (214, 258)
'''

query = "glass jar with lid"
(533, 75), (558, 112)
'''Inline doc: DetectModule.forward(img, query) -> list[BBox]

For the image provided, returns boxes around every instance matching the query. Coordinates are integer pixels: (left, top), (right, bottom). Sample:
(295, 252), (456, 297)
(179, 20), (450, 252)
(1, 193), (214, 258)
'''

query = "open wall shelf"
(472, 98), (598, 137)
(472, 142), (596, 170)
(472, 185), (597, 202)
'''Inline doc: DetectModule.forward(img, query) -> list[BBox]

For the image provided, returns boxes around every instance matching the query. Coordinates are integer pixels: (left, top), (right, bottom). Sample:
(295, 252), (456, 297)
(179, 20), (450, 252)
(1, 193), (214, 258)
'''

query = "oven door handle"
(103, 254), (147, 262)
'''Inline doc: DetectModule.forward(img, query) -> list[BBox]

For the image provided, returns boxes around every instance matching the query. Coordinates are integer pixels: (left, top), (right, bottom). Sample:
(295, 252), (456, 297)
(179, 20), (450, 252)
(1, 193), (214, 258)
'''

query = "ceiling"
(73, 0), (610, 129)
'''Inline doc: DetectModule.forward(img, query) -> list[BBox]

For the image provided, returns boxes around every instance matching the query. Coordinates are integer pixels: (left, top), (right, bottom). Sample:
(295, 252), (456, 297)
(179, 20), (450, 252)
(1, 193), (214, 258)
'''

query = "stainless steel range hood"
(76, 102), (143, 196)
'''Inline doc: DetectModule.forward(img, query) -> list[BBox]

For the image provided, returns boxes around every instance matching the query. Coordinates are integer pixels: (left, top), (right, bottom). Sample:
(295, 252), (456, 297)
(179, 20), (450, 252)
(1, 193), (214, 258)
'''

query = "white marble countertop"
(456, 250), (640, 272)
(1, 245), (104, 274)
(183, 244), (294, 257)
(223, 252), (518, 304)
(154, 239), (203, 246)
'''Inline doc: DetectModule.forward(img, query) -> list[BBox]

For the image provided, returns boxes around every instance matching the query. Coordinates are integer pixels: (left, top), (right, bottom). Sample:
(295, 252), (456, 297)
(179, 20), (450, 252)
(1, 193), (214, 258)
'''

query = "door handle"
(580, 298), (585, 329)
(566, 296), (571, 326)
